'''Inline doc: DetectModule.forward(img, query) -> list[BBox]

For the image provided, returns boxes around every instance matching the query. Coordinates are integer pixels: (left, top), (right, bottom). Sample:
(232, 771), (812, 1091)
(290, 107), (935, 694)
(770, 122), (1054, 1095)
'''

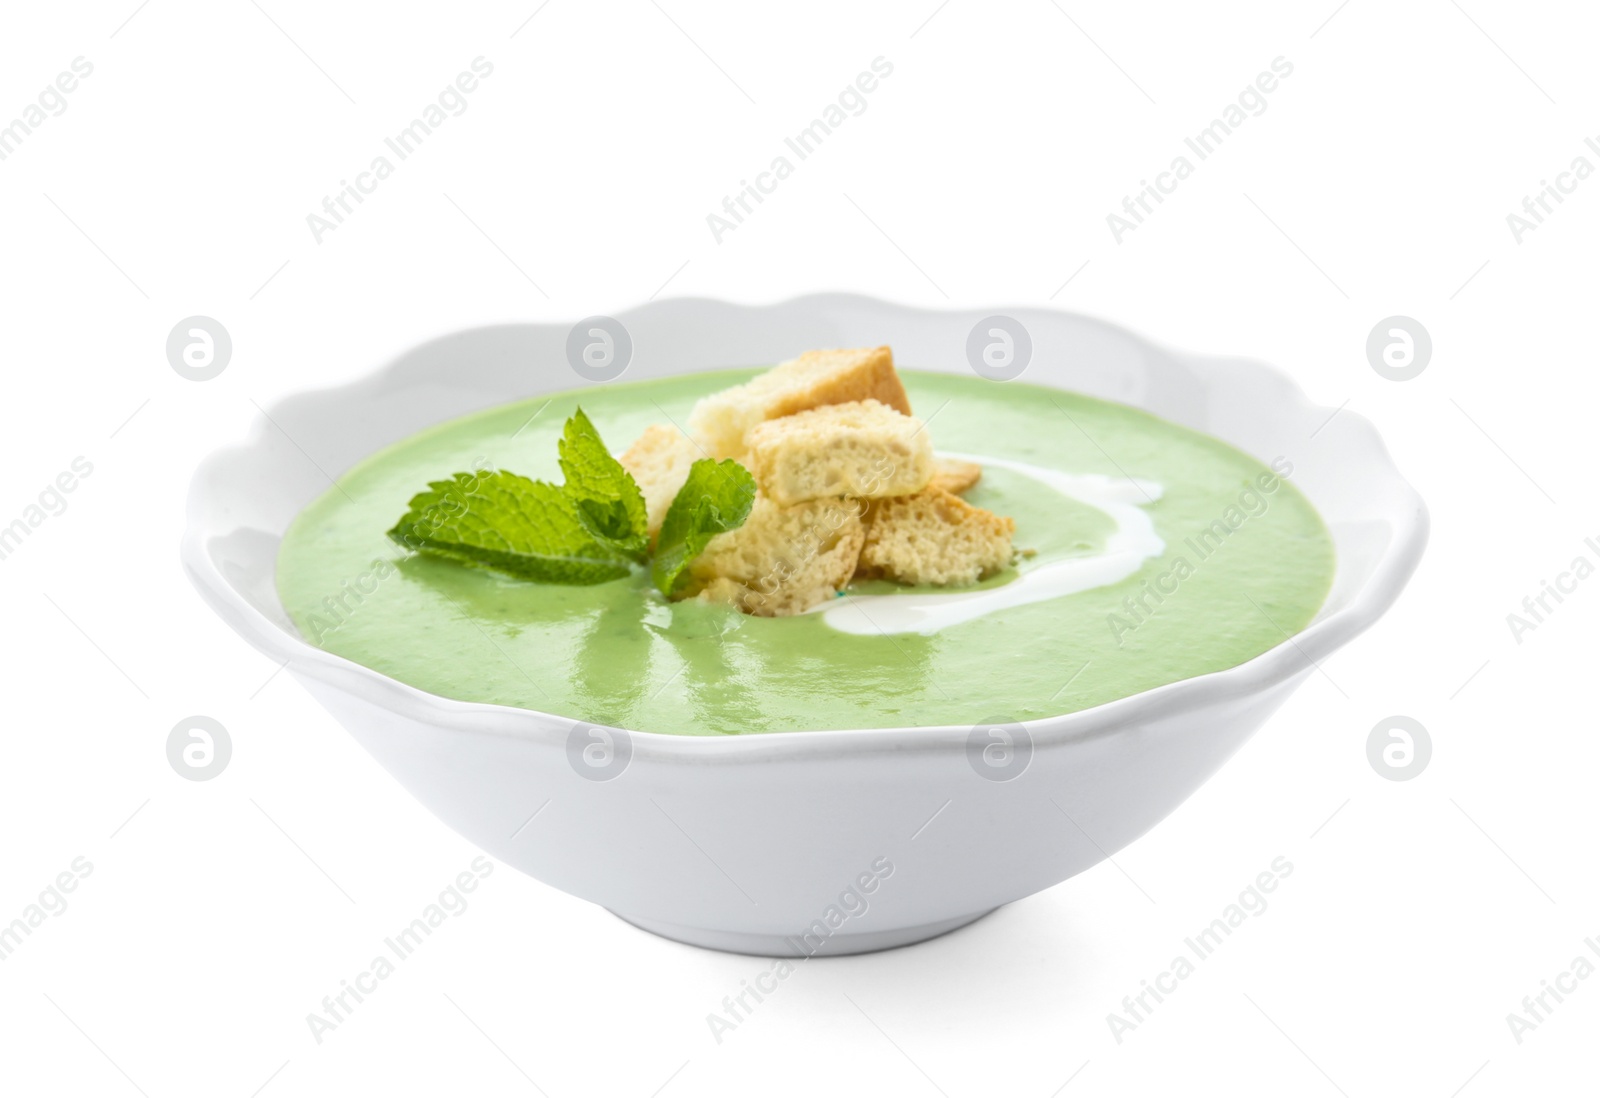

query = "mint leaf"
(558, 408), (649, 561)
(652, 459), (757, 595)
(388, 469), (633, 584)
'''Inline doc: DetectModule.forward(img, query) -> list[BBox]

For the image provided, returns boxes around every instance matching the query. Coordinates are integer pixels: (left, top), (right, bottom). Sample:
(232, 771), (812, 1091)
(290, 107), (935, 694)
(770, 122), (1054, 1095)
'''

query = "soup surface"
(276, 370), (1336, 735)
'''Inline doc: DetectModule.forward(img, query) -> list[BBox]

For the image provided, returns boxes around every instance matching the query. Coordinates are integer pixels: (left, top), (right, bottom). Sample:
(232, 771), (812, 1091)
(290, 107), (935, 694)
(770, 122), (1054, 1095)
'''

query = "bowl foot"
(607, 907), (999, 957)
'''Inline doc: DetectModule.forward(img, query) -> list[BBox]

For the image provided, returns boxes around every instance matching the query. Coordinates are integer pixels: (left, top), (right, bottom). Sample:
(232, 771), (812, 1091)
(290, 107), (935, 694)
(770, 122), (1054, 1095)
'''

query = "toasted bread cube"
(858, 488), (1015, 586)
(618, 424), (701, 539)
(680, 496), (864, 617)
(743, 400), (934, 507)
(687, 346), (912, 459)
(928, 457), (982, 495)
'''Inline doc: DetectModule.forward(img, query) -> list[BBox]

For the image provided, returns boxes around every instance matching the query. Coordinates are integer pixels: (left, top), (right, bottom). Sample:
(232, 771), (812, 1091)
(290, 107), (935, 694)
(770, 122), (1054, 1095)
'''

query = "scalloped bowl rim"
(182, 294), (1428, 761)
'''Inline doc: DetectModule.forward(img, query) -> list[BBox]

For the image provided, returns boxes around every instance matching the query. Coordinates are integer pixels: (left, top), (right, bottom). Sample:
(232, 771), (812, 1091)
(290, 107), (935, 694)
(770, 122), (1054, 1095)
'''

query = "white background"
(1, 1), (1595, 1095)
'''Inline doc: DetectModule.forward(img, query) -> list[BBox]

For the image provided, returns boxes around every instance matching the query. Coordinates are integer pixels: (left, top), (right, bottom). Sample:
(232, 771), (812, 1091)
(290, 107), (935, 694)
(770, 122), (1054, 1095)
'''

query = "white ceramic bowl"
(183, 295), (1427, 955)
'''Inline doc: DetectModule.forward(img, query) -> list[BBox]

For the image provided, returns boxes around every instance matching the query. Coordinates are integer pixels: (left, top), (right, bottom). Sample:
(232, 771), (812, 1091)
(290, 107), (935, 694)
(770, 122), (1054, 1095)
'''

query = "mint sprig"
(651, 459), (757, 596)
(388, 409), (755, 594)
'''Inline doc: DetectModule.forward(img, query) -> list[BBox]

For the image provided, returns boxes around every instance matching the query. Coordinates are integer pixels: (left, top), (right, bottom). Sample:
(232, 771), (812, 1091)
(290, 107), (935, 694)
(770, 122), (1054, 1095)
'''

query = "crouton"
(686, 346), (912, 459)
(679, 496), (864, 617)
(618, 424), (701, 539)
(929, 457), (982, 495)
(858, 488), (1015, 586)
(743, 400), (934, 507)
